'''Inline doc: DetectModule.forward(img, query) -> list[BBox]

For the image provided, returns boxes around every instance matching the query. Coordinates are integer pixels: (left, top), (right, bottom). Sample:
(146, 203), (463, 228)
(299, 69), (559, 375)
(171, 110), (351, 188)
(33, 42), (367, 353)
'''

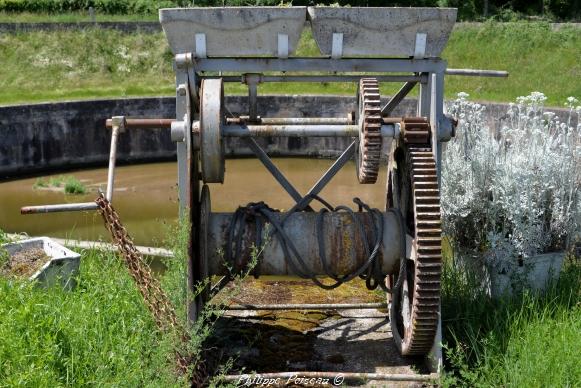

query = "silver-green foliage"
(442, 92), (581, 262)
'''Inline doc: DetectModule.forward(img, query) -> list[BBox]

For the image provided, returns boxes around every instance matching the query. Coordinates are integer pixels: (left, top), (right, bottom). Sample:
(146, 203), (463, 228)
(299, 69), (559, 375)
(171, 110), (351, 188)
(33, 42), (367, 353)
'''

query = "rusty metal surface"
(206, 210), (402, 277)
(402, 117), (431, 144)
(356, 78), (382, 184)
(389, 143), (442, 356)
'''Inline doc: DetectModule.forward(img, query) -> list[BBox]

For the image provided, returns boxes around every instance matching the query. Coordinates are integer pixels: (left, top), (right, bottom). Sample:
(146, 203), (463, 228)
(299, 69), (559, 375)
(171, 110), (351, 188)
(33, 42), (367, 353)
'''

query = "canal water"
(0, 159), (387, 246)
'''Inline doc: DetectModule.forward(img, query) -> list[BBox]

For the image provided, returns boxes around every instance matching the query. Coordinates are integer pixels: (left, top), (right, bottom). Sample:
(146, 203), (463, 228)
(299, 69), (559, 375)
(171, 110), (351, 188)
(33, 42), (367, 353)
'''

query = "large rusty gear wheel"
(388, 137), (442, 355)
(356, 78), (382, 184)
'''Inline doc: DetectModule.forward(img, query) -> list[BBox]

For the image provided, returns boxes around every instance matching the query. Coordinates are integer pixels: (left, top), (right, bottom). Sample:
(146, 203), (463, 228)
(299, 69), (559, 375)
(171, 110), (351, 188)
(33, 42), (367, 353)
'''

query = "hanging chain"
(95, 194), (192, 374)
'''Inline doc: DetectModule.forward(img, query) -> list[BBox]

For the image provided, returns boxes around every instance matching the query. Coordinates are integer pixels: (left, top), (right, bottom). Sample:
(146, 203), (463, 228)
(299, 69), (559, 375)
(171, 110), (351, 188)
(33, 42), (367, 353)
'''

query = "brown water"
(0, 159), (386, 246)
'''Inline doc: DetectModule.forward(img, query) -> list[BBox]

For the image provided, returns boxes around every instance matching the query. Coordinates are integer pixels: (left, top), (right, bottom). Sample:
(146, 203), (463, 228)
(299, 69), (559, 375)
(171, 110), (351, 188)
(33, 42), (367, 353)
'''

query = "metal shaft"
(222, 124), (360, 137)
(206, 210), (402, 277)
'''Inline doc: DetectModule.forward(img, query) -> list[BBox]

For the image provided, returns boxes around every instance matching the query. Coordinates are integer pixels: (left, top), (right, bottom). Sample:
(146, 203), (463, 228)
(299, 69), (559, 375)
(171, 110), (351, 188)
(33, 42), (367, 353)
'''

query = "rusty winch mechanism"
(21, 6), (508, 371)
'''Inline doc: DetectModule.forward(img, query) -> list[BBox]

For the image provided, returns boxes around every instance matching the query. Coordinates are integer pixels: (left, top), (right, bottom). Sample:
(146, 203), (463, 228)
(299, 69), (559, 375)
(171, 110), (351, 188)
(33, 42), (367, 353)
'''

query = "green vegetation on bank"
(0, 11), (157, 22)
(0, 22), (578, 106)
(34, 175), (87, 194)
(441, 259), (580, 386)
(0, 0), (579, 21)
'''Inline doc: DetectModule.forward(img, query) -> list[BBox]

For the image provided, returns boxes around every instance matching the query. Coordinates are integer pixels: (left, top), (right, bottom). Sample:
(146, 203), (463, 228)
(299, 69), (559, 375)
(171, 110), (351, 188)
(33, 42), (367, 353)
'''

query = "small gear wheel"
(402, 117), (431, 144)
(356, 78), (382, 184)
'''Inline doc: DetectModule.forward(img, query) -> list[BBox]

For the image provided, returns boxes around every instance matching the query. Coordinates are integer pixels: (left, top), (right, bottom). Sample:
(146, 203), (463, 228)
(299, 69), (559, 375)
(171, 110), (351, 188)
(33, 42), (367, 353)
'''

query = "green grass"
(0, 22), (579, 106)
(0, 249), (187, 386)
(441, 258), (581, 387)
(0, 11), (157, 22)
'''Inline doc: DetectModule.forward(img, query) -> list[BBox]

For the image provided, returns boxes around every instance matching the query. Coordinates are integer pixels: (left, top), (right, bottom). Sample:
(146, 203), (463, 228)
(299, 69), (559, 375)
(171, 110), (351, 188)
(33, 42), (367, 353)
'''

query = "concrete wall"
(0, 96), (575, 179)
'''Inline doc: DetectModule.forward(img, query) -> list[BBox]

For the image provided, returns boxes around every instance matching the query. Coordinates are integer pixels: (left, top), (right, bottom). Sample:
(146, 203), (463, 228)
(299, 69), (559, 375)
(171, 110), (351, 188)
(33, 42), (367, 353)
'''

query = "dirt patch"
(0, 247), (50, 278)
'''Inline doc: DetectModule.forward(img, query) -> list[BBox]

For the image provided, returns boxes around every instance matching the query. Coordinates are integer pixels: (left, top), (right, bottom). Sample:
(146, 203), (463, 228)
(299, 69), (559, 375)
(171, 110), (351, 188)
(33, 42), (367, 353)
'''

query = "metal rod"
(222, 372), (438, 383)
(192, 58), (447, 73)
(226, 117), (352, 125)
(246, 138), (308, 207)
(219, 74), (422, 83)
(105, 118), (174, 129)
(21, 202), (99, 214)
(445, 68), (509, 77)
(223, 124), (360, 137)
(106, 123), (120, 201)
(221, 302), (387, 310)
(381, 81), (417, 115)
(285, 141), (357, 216)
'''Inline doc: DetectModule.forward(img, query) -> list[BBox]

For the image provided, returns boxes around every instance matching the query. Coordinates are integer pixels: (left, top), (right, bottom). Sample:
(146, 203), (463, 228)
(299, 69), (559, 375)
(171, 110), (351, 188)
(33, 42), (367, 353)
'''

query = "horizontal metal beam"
(223, 124), (360, 137)
(221, 124), (397, 138)
(445, 68), (509, 77)
(105, 118), (174, 129)
(226, 117), (352, 125)
(192, 57), (446, 73)
(218, 74), (423, 83)
(222, 372), (438, 383)
(21, 202), (99, 214)
(221, 302), (387, 310)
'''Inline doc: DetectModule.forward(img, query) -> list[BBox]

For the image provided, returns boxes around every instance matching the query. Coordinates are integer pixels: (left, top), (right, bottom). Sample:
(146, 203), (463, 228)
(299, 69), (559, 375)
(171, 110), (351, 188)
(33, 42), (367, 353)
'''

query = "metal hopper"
(159, 7), (307, 57)
(307, 7), (457, 58)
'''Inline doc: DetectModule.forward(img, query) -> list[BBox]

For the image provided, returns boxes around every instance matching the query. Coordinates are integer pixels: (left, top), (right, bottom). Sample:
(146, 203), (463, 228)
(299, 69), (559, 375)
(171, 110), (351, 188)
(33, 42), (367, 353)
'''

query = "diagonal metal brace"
(381, 81), (418, 115)
(246, 138), (312, 210)
(284, 141), (357, 219)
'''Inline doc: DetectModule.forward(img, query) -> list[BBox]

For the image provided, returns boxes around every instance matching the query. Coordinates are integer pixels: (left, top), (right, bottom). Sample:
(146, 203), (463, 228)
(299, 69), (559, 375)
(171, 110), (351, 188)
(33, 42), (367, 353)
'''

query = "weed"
(63, 176), (86, 195)
(32, 178), (48, 188)
(32, 175), (87, 194)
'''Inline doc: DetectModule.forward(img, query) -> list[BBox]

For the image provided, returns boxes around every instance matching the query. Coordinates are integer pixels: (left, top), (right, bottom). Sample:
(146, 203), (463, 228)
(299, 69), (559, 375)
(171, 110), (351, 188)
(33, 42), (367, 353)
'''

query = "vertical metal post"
(244, 74), (260, 122)
(175, 66), (189, 217)
(106, 116), (124, 202)
(430, 71), (445, 182)
(418, 72), (431, 118)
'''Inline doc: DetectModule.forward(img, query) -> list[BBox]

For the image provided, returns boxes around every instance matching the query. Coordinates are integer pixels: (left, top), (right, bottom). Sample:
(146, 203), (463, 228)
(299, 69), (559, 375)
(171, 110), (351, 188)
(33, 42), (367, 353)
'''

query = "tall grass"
(441, 258), (581, 387)
(0, 249), (187, 386)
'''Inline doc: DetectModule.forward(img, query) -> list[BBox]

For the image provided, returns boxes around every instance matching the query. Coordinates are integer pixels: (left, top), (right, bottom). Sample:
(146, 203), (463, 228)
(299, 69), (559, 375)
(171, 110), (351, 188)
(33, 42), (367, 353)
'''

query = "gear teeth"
(394, 145), (442, 356)
(357, 77), (382, 184)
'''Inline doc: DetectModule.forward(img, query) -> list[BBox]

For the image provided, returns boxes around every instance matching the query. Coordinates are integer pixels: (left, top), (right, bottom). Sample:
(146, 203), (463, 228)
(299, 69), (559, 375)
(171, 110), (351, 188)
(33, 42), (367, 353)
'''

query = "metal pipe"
(219, 74), (423, 83)
(105, 118), (174, 129)
(106, 121), (121, 201)
(222, 372), (438, 383)
(445, 68), (509, 77)
(226, 117), (352, 125)
(207, 210), (402, 276)
(221, 302), (387, 310)
(21, 202), (99, 214)
(223, 124), (360, 137)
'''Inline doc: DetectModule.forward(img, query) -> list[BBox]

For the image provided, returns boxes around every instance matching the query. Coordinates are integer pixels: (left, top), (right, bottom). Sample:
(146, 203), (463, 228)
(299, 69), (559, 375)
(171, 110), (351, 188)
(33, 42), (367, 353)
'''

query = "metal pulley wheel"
(355, 78), (382, 184)
(388, 140), (442, 355)
(200, 78), (225, 183)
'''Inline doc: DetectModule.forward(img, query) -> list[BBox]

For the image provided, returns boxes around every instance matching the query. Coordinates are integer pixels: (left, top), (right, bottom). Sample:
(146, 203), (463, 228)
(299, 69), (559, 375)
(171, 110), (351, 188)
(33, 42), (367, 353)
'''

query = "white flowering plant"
(442, 92), (581, 265)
